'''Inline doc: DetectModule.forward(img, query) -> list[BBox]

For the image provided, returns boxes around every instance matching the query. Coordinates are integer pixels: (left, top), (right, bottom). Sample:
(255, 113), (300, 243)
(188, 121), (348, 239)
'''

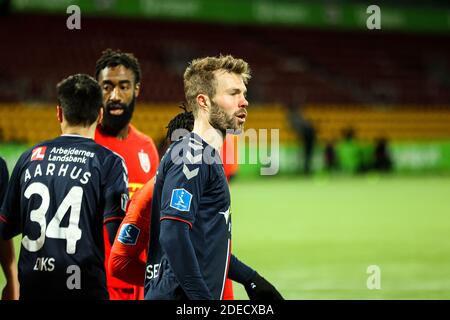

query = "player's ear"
(196, 94), (209, 113)
(56, 106), (63, 123)
(134, 82), (140, 98)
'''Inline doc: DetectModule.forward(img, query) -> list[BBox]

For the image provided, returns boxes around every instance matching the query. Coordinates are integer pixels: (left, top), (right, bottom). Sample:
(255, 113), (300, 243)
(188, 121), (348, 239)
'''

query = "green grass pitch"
(2, 175), (450, 299)
(230, 175), (450, 299)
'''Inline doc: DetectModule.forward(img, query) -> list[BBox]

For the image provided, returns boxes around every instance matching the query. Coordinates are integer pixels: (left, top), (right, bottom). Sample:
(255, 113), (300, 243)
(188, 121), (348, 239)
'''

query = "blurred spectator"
(373, 137), (393, 172)
(286, 101), (316, 175)
(336, 127), (364, 174)
(324, 141), (339, 172)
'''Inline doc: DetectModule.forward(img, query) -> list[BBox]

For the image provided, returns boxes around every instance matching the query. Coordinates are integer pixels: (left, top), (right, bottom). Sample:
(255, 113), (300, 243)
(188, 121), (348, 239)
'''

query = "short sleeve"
(103, 154), (129, 223)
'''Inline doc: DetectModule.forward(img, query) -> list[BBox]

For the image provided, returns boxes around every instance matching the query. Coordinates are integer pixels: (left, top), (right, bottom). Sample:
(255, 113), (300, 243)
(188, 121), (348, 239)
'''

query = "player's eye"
(103, 85), (112, 91)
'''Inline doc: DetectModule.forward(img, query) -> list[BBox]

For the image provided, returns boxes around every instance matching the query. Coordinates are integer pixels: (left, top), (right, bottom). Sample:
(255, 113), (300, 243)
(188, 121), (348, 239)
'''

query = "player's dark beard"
(101, 96), (136, 136)
(208, 100), (243, 136)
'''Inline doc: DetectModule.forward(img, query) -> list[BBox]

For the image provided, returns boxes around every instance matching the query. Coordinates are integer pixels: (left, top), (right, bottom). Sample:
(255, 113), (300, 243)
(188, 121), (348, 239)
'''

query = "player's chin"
(230, 123), (244, 134)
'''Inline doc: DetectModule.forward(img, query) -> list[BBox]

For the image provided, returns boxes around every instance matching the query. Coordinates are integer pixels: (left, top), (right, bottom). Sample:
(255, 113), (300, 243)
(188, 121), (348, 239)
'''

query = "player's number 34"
(22, 182), (83, 254)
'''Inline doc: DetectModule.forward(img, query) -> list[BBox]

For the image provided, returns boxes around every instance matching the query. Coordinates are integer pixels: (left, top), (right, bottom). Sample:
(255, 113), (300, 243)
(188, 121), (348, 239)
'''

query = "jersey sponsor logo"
(31, 146), (47, 161)
(138, 149), (151, 173)
(146, 263), (160, 280)
(48, 147), (95, 164)
(170, 188), (192, 212)
(118, 223), (140, 245)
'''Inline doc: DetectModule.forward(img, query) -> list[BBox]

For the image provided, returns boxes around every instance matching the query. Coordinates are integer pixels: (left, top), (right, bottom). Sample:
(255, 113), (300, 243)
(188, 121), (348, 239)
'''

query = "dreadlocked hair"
(166, 104), (194, 140)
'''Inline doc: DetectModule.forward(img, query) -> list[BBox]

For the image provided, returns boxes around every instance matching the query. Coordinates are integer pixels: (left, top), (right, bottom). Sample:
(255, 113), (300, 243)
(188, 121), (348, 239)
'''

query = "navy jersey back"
(144, 133), (231, 300)
(0, 135), (128, 300)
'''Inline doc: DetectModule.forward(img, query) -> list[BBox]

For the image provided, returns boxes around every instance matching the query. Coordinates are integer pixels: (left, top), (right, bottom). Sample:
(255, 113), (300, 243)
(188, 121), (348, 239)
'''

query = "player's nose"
(239, 96), (249, 108)
(109, 87), (121, 102)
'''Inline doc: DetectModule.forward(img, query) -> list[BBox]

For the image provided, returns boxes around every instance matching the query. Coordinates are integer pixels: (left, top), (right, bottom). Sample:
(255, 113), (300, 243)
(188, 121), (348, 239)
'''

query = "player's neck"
(115, 124), (130, 140)
(192, 119), (224, 151)
(61, 123), (96, 139)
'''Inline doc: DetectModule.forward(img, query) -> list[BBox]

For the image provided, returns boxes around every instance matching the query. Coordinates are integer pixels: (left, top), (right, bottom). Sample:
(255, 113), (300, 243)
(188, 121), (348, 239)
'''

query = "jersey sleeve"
(113, 177), (153, 255)
(103, 154), (129, 224)
(148, 136), (160, 179)
(159, 153), (207, 228)
(0, 152), (27, 239)
(109, 178), (154, 285)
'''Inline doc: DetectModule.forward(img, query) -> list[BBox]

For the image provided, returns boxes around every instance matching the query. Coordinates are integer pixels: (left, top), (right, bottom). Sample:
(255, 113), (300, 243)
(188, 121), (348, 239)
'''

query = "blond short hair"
(183, 55), (251, 116)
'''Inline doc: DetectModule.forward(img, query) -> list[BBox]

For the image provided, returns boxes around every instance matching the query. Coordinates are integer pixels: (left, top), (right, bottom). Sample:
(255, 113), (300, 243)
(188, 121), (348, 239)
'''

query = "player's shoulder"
(177, 132), (206, 149)
(162, 132), (220, 176)
(50, 135), (123, 164)
(163, 133), (202, 162)
(91, 141), (126, 165)
(129, 124), (156, 145)
(18, 138), (55, 165)
(58, 135), (116, 159)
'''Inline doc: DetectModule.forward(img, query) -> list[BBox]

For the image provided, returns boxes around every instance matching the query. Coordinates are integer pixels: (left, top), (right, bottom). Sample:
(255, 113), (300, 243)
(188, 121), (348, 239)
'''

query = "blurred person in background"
(336, 126), (362, 174)
(94, 49), (160, 300)
(0, 156), (19, 300)
(324, 140), (339, 172)
(337, 126), (378, 174)
(285, 93), (316, 175)
(372, 137), (393, 172)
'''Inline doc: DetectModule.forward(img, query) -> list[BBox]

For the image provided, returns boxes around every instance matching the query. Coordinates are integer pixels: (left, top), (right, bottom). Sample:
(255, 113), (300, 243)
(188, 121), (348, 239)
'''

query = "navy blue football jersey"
(0, 135), (128, 300)
(144, 132), (232, 300)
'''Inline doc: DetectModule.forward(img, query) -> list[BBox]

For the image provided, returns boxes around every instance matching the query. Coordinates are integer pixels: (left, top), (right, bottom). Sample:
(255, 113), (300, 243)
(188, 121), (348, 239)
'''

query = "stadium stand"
(0, 14), (450, 144)
(1, 103), (450, 145)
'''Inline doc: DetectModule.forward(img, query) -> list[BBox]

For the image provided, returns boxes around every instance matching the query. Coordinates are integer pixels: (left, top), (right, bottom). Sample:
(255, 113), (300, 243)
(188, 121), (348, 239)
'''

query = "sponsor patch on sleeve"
(118, 223), (140, 245)
(170, 188), (192, 212)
